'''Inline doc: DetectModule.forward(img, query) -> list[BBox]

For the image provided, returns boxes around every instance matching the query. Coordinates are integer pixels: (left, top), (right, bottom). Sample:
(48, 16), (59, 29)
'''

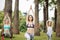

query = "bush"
(20, 20), (27, 32)
(0, 24), (3, 29)
(0, 11), (4, 29)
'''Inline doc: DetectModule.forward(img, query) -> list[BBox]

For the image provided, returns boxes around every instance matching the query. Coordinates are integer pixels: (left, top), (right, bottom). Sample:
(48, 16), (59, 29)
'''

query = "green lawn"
(0, 32), (60, 40)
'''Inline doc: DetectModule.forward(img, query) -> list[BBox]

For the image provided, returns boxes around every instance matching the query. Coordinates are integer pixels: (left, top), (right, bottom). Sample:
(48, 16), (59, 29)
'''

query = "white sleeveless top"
(47, 26), (53, 36)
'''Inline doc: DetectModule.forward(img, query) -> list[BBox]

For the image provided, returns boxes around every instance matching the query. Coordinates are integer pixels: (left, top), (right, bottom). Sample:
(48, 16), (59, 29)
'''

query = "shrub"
(19, 20), (27, 32)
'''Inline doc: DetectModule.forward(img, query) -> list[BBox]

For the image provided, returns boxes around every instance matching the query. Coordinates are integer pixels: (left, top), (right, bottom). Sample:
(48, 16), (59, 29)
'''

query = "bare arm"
(3, 16), (7, 24)
(8, 16), (11, 25)
(46, 21), (48, 28)
(26, 8), (30, 24)
(33, 11), (35, 24)
(5, 14), (11, 25)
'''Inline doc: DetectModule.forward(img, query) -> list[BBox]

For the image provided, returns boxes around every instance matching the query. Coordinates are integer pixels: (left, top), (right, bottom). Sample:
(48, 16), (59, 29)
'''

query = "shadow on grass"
(5, 36), (15, 38)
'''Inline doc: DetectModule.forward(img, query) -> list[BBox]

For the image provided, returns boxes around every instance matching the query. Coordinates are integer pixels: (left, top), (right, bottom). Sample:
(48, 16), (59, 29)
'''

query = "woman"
(25, 15), (34, 40)
(1, 13), (12, 40)
(46, 19), (53, 40)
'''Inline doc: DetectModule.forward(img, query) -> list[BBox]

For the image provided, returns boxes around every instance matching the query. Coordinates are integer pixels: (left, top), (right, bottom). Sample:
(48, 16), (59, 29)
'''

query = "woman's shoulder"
(4, 24), (10, 26)
(48, 26), (52, 29)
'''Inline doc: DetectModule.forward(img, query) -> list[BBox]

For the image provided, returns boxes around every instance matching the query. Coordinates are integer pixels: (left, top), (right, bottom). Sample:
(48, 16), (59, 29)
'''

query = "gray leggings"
(28, 33), (34, 40)
(47, 35), (52, 40)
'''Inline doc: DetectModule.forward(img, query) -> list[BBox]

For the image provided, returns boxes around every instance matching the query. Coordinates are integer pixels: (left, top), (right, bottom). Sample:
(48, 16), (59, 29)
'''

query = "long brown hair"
(28, 15), (33, 22)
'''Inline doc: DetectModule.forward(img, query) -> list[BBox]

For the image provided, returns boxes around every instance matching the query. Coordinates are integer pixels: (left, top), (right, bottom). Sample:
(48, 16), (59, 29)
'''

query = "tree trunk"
(4, 0), (12, 17)
(43, 0), (48, 32)
(34, 0), (40, 36)
(4, 0), (13, 36)
(13, 0), (19, 34)
(56, 0), (60, 37)
(54, 6), (57, 32)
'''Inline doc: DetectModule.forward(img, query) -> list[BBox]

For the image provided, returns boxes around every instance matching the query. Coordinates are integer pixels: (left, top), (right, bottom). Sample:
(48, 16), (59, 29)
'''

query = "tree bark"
(13, 0), (19, 34)
(54, 6), (57, 32)
(34, 0), (40, 36)
(43, 0), (48, 32)
(4, 0), (12, 17)
(56, 0), (60, 37)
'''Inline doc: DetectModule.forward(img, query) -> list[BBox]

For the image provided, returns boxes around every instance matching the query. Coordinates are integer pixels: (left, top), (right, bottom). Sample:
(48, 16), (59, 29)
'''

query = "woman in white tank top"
(46, 20), (53, 40)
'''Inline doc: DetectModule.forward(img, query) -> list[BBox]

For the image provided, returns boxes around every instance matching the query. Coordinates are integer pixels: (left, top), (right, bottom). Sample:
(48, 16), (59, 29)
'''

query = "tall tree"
(4, 0), (12, 19)
(54, 6), (57, 32)
(34, 0), (40, 36)
(4, 0), (13, 36)
(13, 0), (19, 34)
(43, 0), (48, 32)
(56, 0), (60, 37)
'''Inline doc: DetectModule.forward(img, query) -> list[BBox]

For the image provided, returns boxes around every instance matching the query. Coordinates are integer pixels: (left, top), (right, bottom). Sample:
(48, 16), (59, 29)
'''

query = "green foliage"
(0, 23), (3, 29)
(39, 0), (44, 6)
(38, 0), (44, 3)
(38, 0), (57, 7)
(19, 12), (27, 32)
(0, 32), (1, 40)
(48, 0), (57, 6)
(0, 11), (4, 23)
(51, 0), (57, 5)
(39, 21), (44, 32)
(19, 19), (26, 32)
(0, 11), (4, 29)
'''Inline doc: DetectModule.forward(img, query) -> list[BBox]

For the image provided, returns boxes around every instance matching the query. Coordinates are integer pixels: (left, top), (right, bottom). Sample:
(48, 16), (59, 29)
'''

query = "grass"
(34, 32), (56, 40)
(0, 32), (60, 40)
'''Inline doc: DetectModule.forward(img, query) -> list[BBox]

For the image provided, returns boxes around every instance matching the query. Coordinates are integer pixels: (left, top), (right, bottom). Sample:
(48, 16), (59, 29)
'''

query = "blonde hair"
(46, 20), (53, 27)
